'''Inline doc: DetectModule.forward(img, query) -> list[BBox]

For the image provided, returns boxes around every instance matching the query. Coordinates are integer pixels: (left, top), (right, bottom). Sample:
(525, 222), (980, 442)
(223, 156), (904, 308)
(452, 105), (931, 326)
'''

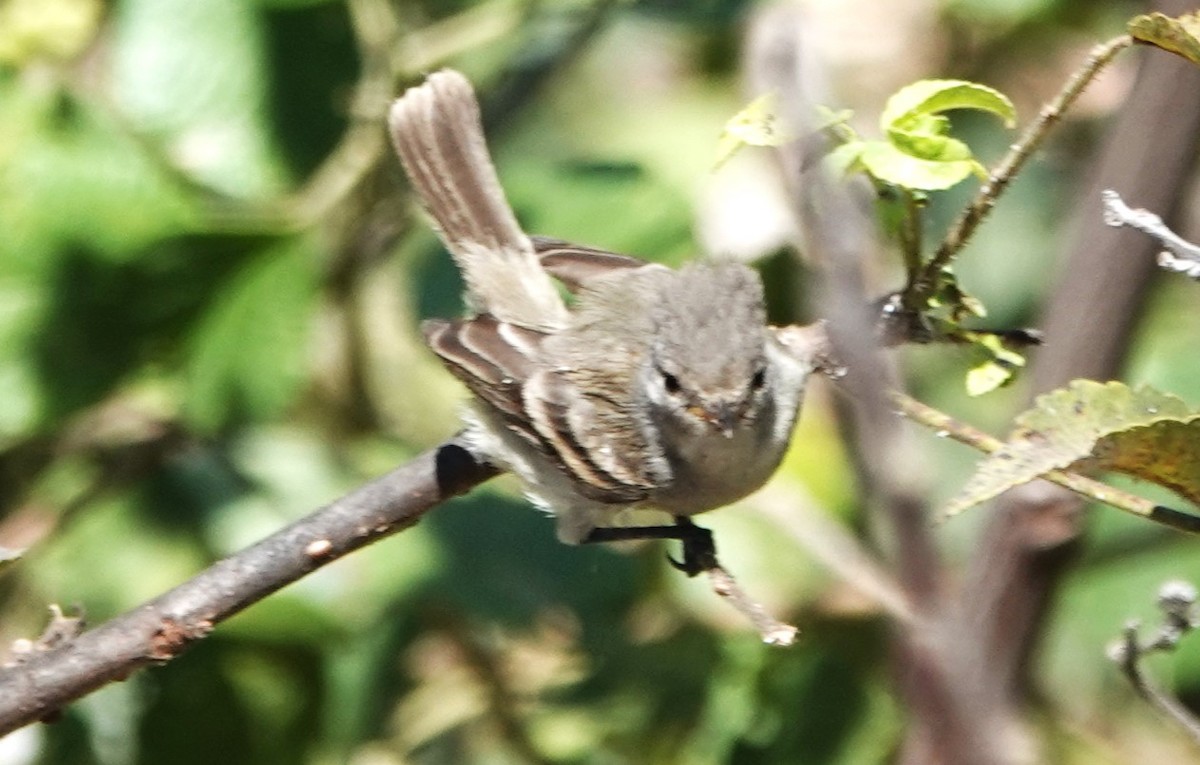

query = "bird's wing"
(423, 314), (655, 503)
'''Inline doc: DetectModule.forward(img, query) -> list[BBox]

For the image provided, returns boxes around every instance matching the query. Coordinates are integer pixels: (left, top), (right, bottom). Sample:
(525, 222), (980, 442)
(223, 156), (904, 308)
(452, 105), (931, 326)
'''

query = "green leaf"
(854, 79), (1017, 190)
(0, 80), (192, 265)
(815, 106), (856, 132)
(944, 381), (1200, 517)
(857, 141), (984, 191)
(889, 114), (974, 163)
(965, 361), (1014, 397)
(1129, 11), (1200, 65)
(184, 239), (318, 431)
(880, 79), (1017, 136)
(714, 92), (791, 169)
(827, 141), (866, 175)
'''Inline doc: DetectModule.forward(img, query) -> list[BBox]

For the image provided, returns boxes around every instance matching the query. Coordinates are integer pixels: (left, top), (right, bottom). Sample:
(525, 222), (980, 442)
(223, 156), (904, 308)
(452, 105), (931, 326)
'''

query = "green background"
(3, 0), (1200, 763)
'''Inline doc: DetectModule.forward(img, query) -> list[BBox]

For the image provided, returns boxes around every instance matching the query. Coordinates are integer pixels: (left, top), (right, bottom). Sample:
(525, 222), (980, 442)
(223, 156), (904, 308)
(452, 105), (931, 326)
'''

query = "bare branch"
(1102, 189), (1200, 279)
(705, 565), (798, 646)
(0, 439), (499, 736)
(1109, 581), (1200, 747)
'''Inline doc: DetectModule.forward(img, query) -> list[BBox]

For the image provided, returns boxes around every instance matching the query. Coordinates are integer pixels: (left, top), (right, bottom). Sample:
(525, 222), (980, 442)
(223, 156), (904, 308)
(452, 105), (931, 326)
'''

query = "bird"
(387, 70), (817, 572)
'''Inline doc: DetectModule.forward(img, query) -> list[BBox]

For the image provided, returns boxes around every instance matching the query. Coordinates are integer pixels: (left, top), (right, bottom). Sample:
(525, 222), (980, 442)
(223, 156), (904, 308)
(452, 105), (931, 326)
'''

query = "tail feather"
(388, 70), (566, 329)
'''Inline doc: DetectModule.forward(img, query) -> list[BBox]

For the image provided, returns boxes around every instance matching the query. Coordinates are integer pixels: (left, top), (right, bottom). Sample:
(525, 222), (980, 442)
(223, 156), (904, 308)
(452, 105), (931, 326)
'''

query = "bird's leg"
(581, 517), (716, 577)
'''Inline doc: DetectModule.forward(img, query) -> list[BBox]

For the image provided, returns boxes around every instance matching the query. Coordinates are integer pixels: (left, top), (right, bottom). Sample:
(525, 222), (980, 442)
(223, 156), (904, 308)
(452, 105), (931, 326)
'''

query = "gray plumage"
(389, 70), (815, 543)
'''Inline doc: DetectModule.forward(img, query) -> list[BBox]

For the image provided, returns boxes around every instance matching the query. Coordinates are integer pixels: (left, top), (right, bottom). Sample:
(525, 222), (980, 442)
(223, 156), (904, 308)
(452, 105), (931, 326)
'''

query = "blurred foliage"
(2, 0), (1200, 764)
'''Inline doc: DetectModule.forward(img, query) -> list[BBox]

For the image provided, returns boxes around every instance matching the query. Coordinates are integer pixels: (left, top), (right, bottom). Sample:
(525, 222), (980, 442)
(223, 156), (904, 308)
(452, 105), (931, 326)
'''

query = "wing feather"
(423, 314), (653, 502)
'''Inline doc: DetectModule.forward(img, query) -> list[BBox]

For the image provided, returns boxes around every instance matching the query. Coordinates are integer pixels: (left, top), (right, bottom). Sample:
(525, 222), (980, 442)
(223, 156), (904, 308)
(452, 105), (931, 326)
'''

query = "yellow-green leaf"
(827, 140), (866, 175)
(881, 79), (1015, 169)
(1129, 11), (1200, 65)
(858, 141), (985, 191)
(714, 92), (791, 169)
(881, 79), (1017, 132)
(814, 106), (855, 133)
(966, 361), (1014, 397)
(964, 334), (1025, 396)
(0, 0), (102, 64)
(944, 381), (1200, 517)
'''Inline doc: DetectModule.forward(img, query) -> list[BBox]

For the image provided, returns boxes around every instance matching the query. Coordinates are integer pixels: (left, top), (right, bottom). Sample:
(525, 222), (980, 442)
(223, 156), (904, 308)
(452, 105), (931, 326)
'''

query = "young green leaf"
(857, 141), (984, 191)
(944, 380), (1200, 518)
(845, 79), (1015, 191)
(882, 79), (1015, 168)
(1129, 11), (1200, 65)
(966, 361), (1014, 398)
(963, 335), (1026, 396)
(880, 79), (1017, 136)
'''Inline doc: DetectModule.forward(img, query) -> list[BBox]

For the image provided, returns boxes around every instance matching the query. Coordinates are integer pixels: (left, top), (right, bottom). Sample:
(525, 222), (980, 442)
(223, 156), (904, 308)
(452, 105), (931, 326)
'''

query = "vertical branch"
(744, 7), (1004, 764)
(899, 188), (924, 289)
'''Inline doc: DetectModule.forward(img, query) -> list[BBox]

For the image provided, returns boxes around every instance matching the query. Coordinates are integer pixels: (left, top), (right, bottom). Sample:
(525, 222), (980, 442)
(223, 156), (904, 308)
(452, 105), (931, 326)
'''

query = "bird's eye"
(750, 367), (767, 391)
(661, 369), (682, 394)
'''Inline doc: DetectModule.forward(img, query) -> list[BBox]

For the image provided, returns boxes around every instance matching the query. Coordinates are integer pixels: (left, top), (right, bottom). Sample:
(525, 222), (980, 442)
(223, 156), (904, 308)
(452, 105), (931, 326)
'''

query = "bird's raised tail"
(388, 70), (566, 330)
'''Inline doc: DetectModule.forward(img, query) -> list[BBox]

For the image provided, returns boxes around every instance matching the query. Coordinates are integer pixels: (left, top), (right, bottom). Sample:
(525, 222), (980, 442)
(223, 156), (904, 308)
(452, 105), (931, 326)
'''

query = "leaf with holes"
(1129, 11), (1200, 65)
(944, 380), (1200, 517)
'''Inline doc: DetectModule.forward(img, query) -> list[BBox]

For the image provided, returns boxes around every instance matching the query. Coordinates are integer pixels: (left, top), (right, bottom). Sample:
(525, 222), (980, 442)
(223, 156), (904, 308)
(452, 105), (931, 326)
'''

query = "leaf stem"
(900, 188), (924, 293)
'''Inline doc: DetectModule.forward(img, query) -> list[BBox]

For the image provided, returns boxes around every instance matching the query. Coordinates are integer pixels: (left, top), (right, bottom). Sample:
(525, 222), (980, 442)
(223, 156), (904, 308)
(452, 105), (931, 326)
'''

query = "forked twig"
(1108, 581), (1200, 747)
(1102, 189), (1200, 279)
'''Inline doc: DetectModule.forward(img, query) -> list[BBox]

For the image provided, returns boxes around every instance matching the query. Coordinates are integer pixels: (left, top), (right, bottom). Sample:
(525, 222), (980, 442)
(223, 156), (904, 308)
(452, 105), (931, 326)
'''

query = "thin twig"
(1109, 581), (1200, 747)
(1102, 189), (1200, 279)
(893, 392), (1200, 534)
(911, 35), (1134, 304)
(705, 565), (798, 646)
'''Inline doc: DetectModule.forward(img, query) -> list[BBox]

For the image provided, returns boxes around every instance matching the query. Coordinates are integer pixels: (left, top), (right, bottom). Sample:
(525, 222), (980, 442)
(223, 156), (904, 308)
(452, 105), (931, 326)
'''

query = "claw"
(667, 551), (703, 577)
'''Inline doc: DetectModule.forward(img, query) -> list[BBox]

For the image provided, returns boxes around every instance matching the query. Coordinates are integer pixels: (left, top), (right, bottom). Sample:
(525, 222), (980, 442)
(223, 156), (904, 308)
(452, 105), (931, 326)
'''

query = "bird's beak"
(696, 403), (738, 438)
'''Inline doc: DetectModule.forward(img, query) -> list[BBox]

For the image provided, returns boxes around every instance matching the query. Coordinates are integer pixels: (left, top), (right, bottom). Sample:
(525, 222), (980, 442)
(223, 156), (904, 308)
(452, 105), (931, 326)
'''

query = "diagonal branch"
(0, 439), (499, 736)
(910, 34), (1133, 306)
(893, 392), (1200, 534)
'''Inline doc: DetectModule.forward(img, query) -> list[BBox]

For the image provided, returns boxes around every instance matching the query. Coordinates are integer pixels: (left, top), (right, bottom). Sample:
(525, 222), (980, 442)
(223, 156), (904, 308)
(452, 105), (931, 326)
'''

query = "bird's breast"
(650, 419), (785, 516)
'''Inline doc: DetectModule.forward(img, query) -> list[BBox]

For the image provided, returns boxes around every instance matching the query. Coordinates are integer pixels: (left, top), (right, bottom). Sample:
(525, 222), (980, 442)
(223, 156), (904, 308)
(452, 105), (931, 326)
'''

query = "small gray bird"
(388, 71), (816, 565)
